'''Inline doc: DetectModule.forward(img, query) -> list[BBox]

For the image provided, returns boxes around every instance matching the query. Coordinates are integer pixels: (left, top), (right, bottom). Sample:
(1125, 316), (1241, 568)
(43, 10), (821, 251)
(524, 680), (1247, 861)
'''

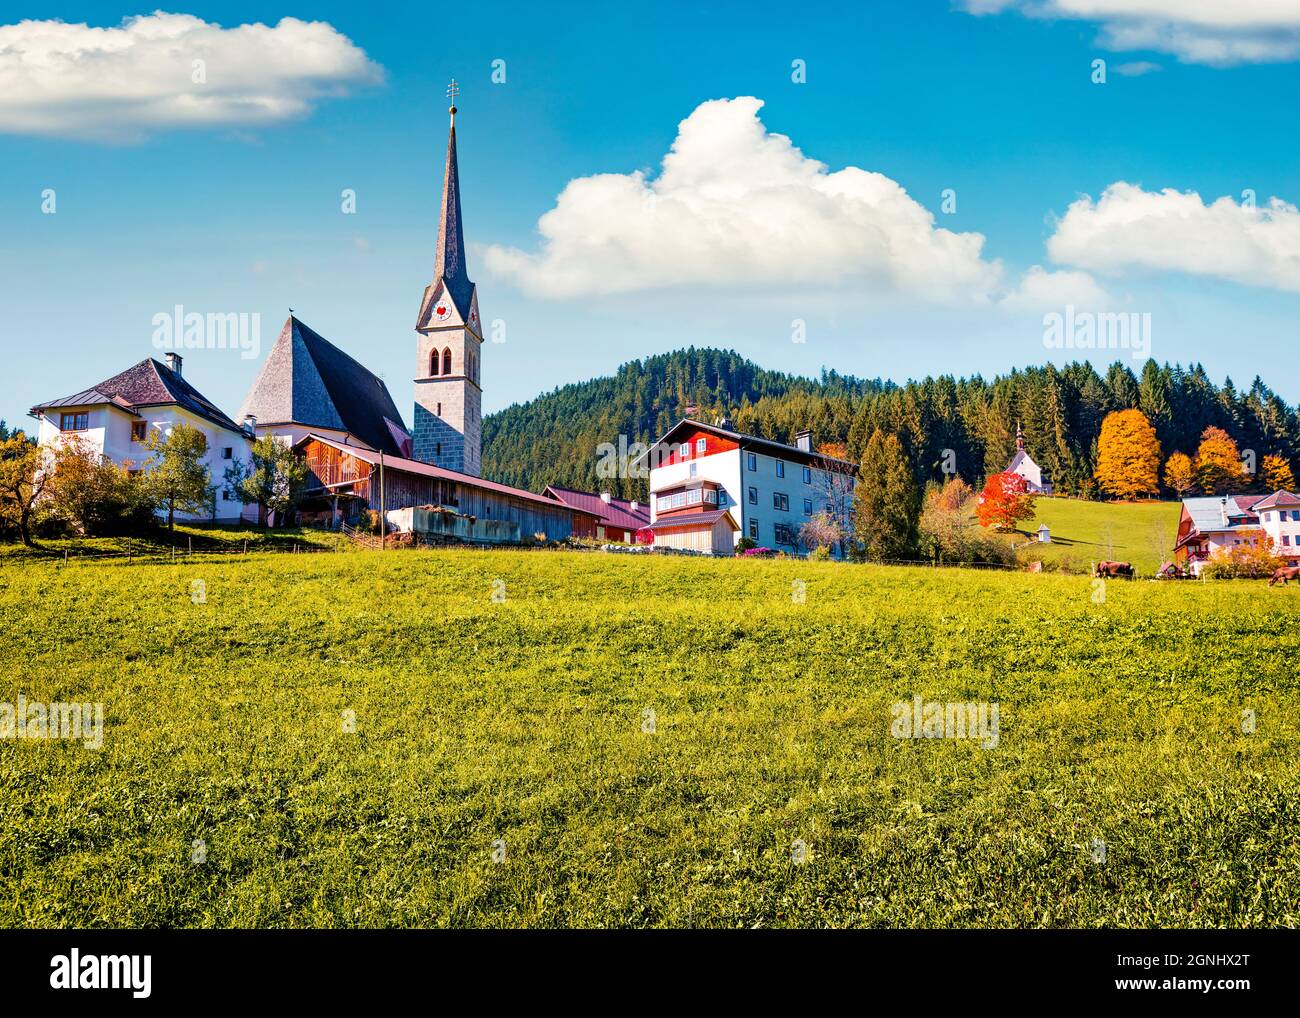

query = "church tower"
(413, 82), (483, 475)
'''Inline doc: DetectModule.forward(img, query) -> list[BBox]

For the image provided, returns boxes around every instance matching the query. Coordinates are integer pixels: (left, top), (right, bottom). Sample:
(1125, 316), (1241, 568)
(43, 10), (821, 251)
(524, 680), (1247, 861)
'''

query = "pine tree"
(853, 429), (919, 561)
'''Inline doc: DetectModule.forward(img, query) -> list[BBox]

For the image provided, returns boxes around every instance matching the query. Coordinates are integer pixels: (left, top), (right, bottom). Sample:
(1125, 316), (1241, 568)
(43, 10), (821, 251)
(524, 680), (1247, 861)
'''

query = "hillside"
(482, 350), (1300, 502)
(2, 550), (1296, 927)
(1008, 498), (1183, 574)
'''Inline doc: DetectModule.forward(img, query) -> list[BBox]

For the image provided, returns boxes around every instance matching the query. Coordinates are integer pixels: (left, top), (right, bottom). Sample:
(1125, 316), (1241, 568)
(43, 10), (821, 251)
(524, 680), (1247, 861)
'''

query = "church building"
(1005, 423), (1052, 495)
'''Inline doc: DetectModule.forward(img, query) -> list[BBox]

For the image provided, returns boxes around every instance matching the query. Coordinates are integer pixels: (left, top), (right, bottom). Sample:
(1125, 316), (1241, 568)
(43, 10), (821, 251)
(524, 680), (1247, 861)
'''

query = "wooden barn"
(294, 434), (597, 541)
(646, 508), (738, 556)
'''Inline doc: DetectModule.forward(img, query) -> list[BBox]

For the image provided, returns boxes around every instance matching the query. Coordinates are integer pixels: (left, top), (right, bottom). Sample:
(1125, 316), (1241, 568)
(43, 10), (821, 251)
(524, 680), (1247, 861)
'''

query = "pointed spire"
(433, 80), (473, 314)
(1015, 421), (1025, 452)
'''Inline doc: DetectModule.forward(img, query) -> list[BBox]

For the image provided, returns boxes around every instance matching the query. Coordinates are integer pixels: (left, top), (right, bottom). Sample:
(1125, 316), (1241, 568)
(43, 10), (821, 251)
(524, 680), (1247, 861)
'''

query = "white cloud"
(999, 264), (1113, 310)
(1113, 60), (1162, 76)
(1047, 182), (1300, 293)
(959, 1), (1300, 65)
(0, 12), (382, 142)
(483, 97), (1006, 303)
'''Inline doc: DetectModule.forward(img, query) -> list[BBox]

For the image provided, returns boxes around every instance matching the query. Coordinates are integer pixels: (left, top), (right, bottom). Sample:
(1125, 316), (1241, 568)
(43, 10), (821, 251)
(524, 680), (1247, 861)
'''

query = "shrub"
(1202, 540), (1284, 580)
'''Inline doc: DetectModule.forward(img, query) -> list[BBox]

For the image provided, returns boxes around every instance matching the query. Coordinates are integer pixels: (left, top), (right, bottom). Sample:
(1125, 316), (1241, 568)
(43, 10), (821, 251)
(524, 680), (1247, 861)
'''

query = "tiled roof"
(30, 359), (239, 432)
(647, 509), (737, 531)
(543, 485), (650, 531)
(1251, 490), (1300, 511)
(299, 434), (600, 515)
(240, 316), (410, 456)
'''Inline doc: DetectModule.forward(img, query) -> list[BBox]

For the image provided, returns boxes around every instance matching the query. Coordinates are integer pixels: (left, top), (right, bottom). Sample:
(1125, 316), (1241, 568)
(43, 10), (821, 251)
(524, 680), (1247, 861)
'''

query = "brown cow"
(1094, 560), (1135, 579)
(1268, 565), (1300, 586)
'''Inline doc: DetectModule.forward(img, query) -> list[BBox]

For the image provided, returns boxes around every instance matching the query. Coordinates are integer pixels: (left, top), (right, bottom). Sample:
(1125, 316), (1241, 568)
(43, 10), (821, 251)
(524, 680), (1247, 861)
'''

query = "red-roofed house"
(542, 486), (650, 543)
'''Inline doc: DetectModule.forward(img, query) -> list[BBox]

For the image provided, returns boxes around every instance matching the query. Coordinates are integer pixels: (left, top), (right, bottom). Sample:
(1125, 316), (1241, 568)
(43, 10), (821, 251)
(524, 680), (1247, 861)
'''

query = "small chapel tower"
(413, 80), (483, 475)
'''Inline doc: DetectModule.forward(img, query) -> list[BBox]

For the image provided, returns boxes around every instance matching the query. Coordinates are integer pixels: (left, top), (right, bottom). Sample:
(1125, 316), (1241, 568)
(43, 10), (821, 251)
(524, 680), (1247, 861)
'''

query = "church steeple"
(432, 86), (473, 316)
(413, 79), (483, 476)
(1015, 421), (1025, 452)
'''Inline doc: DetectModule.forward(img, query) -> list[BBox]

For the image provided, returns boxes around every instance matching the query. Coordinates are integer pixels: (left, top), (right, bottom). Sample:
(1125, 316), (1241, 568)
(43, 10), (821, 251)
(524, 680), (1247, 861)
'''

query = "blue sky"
(3, 0), (1299, 432)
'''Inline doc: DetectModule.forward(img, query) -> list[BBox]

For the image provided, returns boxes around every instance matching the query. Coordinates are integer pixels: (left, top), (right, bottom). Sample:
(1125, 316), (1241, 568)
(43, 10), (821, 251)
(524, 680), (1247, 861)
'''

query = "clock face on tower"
(434, 301), (452, 321)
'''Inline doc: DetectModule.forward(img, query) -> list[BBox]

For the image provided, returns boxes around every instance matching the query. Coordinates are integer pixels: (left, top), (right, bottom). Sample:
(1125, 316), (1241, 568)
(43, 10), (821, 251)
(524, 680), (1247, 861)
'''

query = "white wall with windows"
(36, 404), (252, 523)
(648, 439), (854, 558)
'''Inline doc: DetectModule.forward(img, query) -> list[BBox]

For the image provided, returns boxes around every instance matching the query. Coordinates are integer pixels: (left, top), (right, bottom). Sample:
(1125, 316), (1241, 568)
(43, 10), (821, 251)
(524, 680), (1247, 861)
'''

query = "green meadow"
(0, 548), (1296, 928)
(1006, 497), (1183, 574)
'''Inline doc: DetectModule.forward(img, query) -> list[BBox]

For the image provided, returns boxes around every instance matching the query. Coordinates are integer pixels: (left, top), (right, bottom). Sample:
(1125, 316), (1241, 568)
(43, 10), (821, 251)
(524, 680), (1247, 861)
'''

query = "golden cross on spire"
(446, 78), (459, 117)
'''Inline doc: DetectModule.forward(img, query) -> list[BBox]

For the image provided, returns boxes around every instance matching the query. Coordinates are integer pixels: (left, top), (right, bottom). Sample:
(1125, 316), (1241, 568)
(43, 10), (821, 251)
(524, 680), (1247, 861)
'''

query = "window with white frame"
(776, 460), (785, 478)
(746, 452), (757, 471)
(696, 437), (706, 454)
(802, 466), (811, 484)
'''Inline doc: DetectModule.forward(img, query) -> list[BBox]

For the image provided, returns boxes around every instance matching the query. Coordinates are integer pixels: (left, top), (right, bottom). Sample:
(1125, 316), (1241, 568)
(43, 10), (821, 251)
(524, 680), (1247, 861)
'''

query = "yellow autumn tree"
(1195, 426), (1247, 495)
(1262, 454), (1296, 493)
(1095, 409), (1161, 500)
(1163, 451), (1195, 497)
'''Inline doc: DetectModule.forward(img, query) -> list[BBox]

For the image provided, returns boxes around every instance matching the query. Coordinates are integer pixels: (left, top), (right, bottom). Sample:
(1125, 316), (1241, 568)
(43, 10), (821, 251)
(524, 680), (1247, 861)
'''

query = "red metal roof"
(298, 434), (600, 515)
(543, 485), (650, 531)
(647, 509), (737, 531)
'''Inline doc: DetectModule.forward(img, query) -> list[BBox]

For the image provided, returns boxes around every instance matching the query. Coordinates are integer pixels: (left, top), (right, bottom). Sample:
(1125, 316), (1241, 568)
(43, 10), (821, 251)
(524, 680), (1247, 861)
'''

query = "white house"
(1005, 423), (1052, 494)
(1252, 490), (1300, 560)
(636, 419), (857, 557)
(1171, 491), (1300, 575)
(28, 353), (254, 523)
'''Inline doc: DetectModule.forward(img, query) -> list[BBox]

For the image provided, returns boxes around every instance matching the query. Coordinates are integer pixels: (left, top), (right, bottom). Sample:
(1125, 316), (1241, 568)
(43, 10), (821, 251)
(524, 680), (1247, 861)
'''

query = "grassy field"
(1004, 498), (1182, 574)
(0, 523), (343, 562)
(1, 548), (1296, 928)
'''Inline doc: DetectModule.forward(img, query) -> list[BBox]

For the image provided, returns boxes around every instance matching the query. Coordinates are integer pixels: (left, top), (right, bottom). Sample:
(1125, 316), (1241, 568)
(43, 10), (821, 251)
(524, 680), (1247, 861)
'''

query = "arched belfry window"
(429, 350), (440, 376)
(442, 348), (452, 375)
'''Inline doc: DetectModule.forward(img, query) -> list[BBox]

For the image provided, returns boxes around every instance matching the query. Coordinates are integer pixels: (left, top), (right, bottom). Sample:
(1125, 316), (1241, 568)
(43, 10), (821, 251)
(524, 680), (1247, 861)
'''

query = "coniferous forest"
(482, 348), (1300, 501)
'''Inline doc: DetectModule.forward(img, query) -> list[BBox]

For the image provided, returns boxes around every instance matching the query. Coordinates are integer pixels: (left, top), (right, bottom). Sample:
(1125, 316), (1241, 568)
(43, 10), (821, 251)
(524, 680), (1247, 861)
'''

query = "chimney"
(164, 352), (183, 376)
(795, 429), (812, 453)
(600, 491), (612, 503)
(242, 414), (257, 437)
(630, 500), (640, 513)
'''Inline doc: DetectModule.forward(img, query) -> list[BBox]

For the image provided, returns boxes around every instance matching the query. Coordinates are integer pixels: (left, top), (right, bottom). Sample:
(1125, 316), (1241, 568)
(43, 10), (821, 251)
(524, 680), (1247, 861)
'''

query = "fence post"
(64, 549), (69, 565)
(188, 536), (192, 556)
(243, 540), (247, 556)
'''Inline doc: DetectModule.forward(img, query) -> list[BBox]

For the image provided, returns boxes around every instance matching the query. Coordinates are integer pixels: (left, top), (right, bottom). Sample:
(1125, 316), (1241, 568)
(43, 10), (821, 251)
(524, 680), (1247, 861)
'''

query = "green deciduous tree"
(142, 424), (214, 530)
(223, 435), (308, 525)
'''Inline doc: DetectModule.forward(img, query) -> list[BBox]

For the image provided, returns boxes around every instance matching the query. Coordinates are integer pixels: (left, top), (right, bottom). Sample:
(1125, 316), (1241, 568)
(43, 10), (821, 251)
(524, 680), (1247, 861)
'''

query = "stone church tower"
(413, 92), (482, 475)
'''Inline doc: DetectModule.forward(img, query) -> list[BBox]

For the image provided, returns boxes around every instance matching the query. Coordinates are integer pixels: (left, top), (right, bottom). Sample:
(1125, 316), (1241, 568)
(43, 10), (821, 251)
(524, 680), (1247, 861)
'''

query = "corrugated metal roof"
(543, 485), (650, 531)
(1180, 495), (1259, 534)
(300, 434), (599, 515)
(647, 509), (737, 531)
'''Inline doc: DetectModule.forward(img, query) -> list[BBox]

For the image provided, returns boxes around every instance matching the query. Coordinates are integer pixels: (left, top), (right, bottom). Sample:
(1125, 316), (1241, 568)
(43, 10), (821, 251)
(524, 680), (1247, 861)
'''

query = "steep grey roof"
(433, 119), (473, 314)
(31, 359), (239, 432)
(239, 316), (409, 456)
(415, 115), (476, 329)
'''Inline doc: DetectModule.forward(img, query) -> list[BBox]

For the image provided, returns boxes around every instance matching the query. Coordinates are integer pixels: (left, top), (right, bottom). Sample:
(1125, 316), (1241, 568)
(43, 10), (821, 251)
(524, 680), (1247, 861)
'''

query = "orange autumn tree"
(1095, 409), (1161, 500)
(976, 471), (1036, 531)
(1195, 426), (1247, 495)
(1163, 451), (1195, 497)
(1262, 454), (1296, 493)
